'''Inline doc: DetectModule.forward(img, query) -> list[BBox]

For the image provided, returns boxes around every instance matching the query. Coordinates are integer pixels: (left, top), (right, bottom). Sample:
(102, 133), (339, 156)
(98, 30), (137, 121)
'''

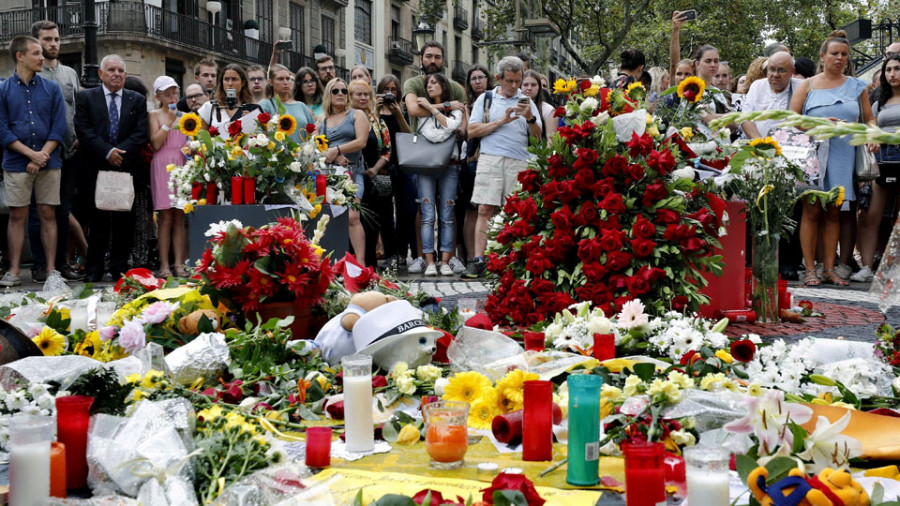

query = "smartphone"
(276, 40), (293, 51)
(681, 9), (697, 21)
(518, 97), (529, 105)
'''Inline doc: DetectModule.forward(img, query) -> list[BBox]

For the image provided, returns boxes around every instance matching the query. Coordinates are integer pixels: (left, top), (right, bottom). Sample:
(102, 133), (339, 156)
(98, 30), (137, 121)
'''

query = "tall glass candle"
(243, 176), (256, 204)
(9, 414), (54, 505)
(231, 176), (244, 205)
(341, 354), (374, 452)
(592, 333), (615, 361)
(522, 380), (553, 461)
(56, 395), (94, 490)
(566, 374), (603, 486)
(622, 440), (666, 506)
(684, 446), (730, 506)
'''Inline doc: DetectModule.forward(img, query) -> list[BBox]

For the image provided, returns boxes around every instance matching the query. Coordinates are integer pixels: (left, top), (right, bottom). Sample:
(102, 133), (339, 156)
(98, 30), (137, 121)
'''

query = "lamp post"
(207, 1), (222, 48)
(81, 0), (99, 88)
(412, 16), (435, 54)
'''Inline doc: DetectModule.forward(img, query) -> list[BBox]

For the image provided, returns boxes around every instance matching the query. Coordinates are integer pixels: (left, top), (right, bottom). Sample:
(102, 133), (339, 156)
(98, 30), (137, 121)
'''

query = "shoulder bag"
(396, 116), (457, 176)
(855, 97), (879, 181)
(95, 170), (135, 211)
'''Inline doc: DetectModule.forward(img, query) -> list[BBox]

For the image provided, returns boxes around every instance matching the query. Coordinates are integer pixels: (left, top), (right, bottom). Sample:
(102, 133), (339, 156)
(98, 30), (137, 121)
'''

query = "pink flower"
(98, 325), (118, 342)
(118, 320), (147, 355)
(724, 389), (812, 455)
(137, 301), (179, 325)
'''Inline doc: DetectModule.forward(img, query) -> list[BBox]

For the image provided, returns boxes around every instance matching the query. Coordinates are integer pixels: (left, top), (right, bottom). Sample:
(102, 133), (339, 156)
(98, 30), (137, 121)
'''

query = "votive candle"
(305, 427), (333, 468)
(522, 380), (552, 461)
(342, 355), (374, 452)
(622, 440), (666, 506)
(50, 442), (66, 498)
(684, 446), (730, 506)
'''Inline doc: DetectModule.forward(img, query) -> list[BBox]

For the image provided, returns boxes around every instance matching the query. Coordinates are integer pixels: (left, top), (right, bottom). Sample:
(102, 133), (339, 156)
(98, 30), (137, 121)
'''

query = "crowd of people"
(0, 13), (899, 287)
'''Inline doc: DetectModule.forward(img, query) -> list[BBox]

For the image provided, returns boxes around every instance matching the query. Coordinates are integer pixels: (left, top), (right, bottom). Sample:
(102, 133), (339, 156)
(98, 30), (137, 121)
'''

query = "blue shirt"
(0, 71), (67, 172)
(469, 86), (541, 161)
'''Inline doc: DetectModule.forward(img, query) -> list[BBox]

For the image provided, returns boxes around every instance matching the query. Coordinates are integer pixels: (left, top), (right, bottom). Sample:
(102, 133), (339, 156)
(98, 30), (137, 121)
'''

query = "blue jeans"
(877, 144), (900, 164)
(417, 166), (459, 255)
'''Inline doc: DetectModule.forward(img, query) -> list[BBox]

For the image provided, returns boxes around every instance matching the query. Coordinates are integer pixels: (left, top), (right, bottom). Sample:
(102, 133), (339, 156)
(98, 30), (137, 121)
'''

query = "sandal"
(174, 265), (192, 278)
(822, 269), (849, 286)
(803, 270), (820, 287)
(158, 268), (173, 278)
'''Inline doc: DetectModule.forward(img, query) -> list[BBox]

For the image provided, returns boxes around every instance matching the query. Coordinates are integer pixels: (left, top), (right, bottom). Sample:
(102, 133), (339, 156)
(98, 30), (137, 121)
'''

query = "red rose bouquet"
(484, 80), (723, 326)
(198, 217), (334, 314)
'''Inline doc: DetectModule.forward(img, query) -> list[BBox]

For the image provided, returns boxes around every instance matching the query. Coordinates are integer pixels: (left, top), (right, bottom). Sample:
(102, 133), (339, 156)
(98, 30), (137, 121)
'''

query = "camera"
(276, 40), (293, 51)
(225, 88), (237, 108)
(382, 92), (396, 105)
(681, 9), (697, 21)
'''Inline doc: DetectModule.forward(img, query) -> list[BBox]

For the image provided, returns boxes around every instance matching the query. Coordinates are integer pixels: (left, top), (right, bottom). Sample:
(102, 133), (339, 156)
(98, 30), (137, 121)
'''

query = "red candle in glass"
(622, 440), (667, 506)
(523, 331), (546, 352)
(777, 279), (789, 310)
(492, 404), (563, 444)
(231, 176), (244, 205)
(205, 182), (217, 204)
(56, 396), (94, 490)
(316, 172), (327, 198)
(522, 380), (553, 462)
(243, 176), (256, 204)
(191, 181), (202, 200)
(50, 442), (66, 498)
(663, 453), (686, 483)
(305, 427), (333, 468)
(593, 333), (615, 361)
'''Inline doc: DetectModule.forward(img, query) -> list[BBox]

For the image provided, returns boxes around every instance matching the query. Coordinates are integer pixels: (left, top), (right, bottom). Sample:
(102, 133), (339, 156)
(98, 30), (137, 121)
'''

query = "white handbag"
(94, 170), (135, 211)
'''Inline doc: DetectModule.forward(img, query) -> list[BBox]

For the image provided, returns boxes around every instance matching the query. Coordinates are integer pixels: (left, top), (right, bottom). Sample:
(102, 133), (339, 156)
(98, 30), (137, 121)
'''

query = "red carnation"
(228, 119), (243, 138)
(306, 123), (317, 134)
(730, 339), (757, 363)
(257, 112), (272, 125)
(630, 238), (657, 258)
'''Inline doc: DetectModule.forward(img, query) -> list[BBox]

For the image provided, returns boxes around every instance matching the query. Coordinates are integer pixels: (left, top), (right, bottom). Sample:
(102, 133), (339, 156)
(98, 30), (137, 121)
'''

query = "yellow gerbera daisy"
(33, 326), (66, 356)
(178, 112), (202, 137)
(314, 135), (329, 152)
(442, 371), (492, 404)
(277, 114), (298, 136)
(749, 136), (783, 157)
(495, 369), (540, 412)
(553, 78), (577, 94)
(625, 82), (646, 100)
(468, 393), (499, 430)
(676, 76), (706, 103)
(74, 331), (102, 358)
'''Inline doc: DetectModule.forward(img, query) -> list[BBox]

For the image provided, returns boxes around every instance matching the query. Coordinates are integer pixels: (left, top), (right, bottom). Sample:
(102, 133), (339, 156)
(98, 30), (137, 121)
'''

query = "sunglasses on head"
(331, 88), (348, 95)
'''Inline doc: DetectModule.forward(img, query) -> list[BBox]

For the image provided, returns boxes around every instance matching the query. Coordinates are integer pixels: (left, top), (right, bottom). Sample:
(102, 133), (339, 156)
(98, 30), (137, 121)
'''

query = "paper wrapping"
(211, 462), (319, 506)
(0, 355), (108, 391)
(802, 404), (900, 460)
(46, 496), (140, 505)
(87, 399), (196, 499)
(164, 332), (230, 385)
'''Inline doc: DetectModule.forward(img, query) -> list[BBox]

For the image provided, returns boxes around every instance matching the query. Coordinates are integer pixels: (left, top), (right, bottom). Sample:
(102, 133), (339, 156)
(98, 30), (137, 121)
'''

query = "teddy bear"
(748, 465), (870, 506)
(313, 291), (397, 365)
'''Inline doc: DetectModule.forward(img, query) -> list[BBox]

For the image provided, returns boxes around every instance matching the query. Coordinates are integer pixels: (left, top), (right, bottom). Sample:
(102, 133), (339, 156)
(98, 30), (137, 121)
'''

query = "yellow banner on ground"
(306, 468), (603, 505)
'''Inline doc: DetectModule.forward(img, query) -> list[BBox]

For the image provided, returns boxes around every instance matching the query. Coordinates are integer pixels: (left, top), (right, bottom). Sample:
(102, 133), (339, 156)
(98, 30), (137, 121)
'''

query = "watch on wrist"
(526, 116), (537, 124)
(444, 101), (451, 112)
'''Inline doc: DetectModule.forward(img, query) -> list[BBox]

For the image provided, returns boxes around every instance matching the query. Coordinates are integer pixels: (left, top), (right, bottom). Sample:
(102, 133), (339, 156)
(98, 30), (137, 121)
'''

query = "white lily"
(723, 389), (813, 455)
(797, 412), (861, 471)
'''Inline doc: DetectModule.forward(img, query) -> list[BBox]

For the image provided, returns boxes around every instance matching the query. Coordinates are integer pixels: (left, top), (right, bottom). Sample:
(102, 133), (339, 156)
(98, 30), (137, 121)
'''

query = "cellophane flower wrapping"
(0, 355), (106, 391)
(87, 398), (196, 501)
(163, 332), (230, 385)
(210, 462), (323, 505)
(446, 327), (522, 376)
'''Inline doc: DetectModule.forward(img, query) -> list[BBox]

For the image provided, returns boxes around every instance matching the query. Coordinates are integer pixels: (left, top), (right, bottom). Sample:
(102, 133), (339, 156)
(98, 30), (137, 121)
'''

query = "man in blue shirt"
(0, 35), (67, 287)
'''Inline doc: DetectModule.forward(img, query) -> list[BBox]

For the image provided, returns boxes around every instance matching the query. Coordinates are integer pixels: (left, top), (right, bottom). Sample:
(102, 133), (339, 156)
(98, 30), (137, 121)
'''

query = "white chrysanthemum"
(617, 300), (648, 330)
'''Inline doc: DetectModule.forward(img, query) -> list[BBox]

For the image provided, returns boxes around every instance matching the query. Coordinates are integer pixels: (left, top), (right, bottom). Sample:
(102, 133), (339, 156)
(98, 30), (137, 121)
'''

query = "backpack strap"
(483, 91), (493, 122)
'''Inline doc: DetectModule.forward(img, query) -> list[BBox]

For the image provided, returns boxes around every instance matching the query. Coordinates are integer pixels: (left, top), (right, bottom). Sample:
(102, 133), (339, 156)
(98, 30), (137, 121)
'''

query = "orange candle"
(425, 424), (468, 463)
(50, 442), (66, 498)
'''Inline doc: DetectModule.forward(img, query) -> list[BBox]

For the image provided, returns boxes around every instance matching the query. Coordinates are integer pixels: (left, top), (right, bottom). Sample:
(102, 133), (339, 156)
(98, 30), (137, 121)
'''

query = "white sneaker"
(424, 263), (438, 276)
(440, 263), (454, 276)
(0, 271), (21, 287)
(408, 257), (426, 273)
(850, 266), (875, 282)
(448, 256), (466, 274)
(44, 270), (68, 288)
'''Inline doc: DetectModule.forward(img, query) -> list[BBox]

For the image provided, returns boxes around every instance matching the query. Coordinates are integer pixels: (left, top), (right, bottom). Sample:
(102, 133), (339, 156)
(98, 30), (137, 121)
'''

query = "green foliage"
(67, 367), (132, 416)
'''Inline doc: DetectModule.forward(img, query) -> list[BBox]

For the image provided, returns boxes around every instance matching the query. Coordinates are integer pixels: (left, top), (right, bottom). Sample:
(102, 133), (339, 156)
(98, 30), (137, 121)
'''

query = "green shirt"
(402, 74), (466, 131)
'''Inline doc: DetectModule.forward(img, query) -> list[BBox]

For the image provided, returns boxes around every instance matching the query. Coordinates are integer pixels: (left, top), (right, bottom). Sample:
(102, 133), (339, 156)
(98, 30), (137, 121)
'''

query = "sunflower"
(468, 392), (499, 430)
(314, 135), (329, 152)
(553, 78), (577, 94)
(834, 185), (846, 207)
(277, 114), (297, 136)
(625, 82), (646, 100)
(74, 331), (102, 358)
(676, 76), (705, 103)
(33, 326), (66, 356)
(495, 369), (540, 412)
(442, 371), (492, 404)
(178, 112), (202, 137)
(749, 136), (783, 157)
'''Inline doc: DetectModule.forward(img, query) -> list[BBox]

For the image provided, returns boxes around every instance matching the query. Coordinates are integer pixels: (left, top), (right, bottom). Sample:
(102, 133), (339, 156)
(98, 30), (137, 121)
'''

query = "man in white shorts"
(463, 56), (542, 278)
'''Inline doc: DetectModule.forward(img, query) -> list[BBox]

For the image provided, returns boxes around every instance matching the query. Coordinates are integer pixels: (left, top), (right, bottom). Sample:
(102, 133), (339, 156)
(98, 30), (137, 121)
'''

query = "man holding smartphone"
(463, 56), (542, 279)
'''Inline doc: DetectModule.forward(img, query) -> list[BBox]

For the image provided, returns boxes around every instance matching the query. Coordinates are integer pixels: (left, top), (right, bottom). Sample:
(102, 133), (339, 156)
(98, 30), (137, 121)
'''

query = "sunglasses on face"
(331, 88), (348, 95)
(302, 79), (317, 85)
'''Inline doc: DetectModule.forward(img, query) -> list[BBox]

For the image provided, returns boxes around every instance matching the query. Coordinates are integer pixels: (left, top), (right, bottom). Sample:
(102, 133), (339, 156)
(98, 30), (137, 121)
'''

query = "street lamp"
(81, 0), (99, 88)
(207, 1), (221, 47)
(412, 16), (435, 53)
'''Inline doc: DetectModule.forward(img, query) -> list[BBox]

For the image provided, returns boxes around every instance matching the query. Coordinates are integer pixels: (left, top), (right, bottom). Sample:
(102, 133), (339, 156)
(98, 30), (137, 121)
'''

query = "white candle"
(69, 308), (89, 333)
(343, 375), (374, 452)
(686, 468), (729, 505)
(458, 309), (476, 322)
(10, 441), (50, 505)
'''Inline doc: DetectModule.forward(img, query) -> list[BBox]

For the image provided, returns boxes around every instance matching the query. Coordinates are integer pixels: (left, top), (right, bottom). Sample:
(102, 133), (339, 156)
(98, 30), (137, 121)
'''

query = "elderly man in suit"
(74, 54), (148, 282)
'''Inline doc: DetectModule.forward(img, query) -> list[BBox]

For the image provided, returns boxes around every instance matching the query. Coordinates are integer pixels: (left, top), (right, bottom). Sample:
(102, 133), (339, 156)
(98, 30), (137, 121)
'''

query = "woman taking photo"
(349, 79), (394, 268)
(790, 30), (878, 286)
(853, 54), (900, 282)
(260, 64), (316, 143)
(416, 73), (466, 276)
(294, 67), (324, 119)
(148, 76), (188, 277)
(321, 78), (370, 265)
(198, 63), (258, 132)
(521, 70), (557, 142)
(375, 75), (413, 271)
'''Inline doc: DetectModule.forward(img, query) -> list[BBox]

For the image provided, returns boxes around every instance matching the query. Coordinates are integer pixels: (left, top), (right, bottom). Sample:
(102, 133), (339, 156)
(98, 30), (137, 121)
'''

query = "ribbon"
(118, 449), (203, 485)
